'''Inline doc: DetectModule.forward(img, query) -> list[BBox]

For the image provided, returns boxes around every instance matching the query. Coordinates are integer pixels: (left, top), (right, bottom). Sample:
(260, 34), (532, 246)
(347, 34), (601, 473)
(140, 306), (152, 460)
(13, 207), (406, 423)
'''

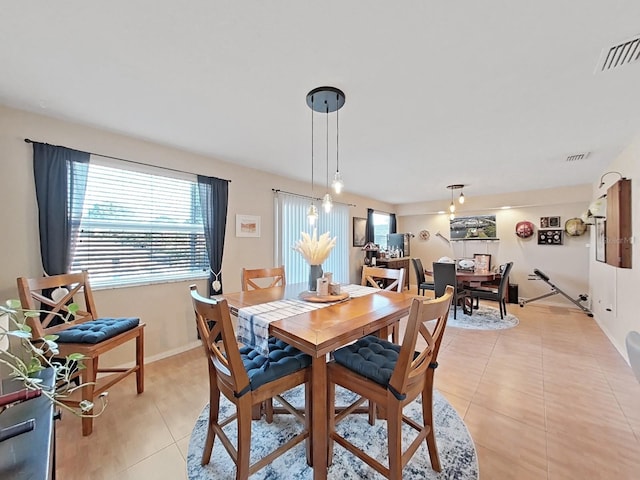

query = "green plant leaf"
(67, 353), (85, 361)
(67, 303), (79, 316)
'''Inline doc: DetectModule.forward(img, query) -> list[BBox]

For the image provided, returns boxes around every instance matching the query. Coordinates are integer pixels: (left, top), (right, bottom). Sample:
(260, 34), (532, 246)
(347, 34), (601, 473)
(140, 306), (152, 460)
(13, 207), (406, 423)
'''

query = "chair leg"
(81, 356), (98, 436)
(265, 398), (274, 423)
(391, 321), (399, 344)
(387, 400), (403, 480)
(236, 396), (252, 480)
(136, 328), (145, 394)
(305, 381), (313, 467)
(202, 384), (220, 465)
(422, 386), (442, 472)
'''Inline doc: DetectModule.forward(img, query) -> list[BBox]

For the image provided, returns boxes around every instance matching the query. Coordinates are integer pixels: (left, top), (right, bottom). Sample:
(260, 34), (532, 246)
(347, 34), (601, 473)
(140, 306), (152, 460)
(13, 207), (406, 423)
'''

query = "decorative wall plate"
(515, 220), (535, 239)
(419, 229), (430, 240)
(565, 217), (587, 236)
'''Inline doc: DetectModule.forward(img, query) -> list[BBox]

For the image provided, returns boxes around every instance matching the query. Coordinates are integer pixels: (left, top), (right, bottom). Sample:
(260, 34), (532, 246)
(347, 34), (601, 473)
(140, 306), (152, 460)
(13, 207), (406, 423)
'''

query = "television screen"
(450, 215), (497, 240)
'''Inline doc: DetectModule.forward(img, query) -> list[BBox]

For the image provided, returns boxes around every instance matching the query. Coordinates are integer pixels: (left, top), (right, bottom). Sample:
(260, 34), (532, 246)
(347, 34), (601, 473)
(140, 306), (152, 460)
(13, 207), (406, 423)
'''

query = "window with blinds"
(274, 192), (349, 284)
(70, 158), (209, 287)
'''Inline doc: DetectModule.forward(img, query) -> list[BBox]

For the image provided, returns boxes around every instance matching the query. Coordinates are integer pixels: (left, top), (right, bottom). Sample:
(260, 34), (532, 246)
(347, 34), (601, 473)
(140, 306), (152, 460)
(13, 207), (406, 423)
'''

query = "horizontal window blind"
(71, 159), (208, 287)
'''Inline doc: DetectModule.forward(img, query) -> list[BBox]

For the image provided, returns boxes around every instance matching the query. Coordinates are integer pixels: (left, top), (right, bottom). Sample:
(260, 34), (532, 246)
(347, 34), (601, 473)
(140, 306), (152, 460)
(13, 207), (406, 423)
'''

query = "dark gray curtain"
(32, 142), (90, 275)
(389, 213), (397, 234)
(197, 175), (229, 296)
(365, 208), (375, 243)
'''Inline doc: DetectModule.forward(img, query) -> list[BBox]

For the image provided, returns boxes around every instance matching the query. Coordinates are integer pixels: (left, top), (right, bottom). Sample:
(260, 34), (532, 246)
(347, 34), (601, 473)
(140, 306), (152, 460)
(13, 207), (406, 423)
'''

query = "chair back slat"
(389, 286), (453, 397)
(17, 271), (98, 339)
(361, 266), (405, 292)
(189, 285), (251, 395)
(412, 258), (426, 284)
(497, 262), (514, 298)
(241, 266), (286, 291)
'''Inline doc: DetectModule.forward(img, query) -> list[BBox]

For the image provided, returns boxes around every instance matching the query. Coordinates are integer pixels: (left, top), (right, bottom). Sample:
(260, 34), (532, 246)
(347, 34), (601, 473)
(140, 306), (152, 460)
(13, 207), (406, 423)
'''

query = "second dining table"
(222, 282), (414, 480)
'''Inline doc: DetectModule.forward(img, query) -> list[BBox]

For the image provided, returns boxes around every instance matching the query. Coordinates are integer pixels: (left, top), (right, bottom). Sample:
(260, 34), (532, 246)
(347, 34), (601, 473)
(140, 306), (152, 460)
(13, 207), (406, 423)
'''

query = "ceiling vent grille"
(566, 152), (590, 162)
(599, 35), (640, 71)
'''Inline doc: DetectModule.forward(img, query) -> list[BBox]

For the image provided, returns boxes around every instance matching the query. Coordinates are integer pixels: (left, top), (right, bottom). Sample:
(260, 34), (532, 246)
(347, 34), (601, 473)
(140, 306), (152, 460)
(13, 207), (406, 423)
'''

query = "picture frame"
(473, 253), (491, 273)
(353, 217), (366, 247)
(236, 214), (261, 237)
(595, 217), (606, 262)
(537, 229), (563, 245)
(540, 216), (561, 228)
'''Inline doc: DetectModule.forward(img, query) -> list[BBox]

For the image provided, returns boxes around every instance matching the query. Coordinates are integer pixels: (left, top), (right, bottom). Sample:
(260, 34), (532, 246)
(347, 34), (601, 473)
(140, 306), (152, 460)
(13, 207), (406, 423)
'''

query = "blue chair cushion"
(56, 317), (140, 344)
(239, 337), (311, 391)
(333, 335), (406, 399)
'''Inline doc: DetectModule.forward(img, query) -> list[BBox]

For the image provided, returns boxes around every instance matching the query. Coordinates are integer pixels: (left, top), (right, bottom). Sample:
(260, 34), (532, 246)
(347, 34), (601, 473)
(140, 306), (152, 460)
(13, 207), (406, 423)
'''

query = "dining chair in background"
(468, 262), (514, 319)
(433, 262), (469, 318)
(189, 285), (312, 478)
(241, 265), (286, 291)
(412, 258), (435, 296)
(327, 286), (454, 479)
(361, 265), (406, 342)
(17, 271), (145, 436)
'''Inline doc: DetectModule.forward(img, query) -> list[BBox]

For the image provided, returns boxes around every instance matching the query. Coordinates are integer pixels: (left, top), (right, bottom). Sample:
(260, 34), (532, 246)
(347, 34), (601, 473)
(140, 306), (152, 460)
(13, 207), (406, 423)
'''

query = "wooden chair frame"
(241, 266), (286, 291)
(16, 271), (145, 436)
(189, 285), (311, 478)
(327, 286), (454, 479)
(361, 266), (406, 342)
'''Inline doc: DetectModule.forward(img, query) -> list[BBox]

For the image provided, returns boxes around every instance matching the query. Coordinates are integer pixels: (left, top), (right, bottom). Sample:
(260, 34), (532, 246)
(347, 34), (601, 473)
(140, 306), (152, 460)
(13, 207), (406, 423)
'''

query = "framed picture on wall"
(595, 217), (606, 262)
(236, 214), (261, 237)
(353, 217), (366, 247)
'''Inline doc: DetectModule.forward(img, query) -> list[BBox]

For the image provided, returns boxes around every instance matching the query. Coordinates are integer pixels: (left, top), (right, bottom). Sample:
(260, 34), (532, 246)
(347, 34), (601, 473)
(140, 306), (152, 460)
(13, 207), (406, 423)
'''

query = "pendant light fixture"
(446, 184), (465, 220)
(332, 92), (344, 194)
(306, 87), (345, 219)
(307, 93), (318, 226)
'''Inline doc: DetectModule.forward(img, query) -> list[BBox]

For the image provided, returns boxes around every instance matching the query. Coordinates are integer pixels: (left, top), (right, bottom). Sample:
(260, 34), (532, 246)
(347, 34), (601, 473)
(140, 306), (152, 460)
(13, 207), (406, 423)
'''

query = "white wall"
(588, 133), (640, 360)
(0, 105), (392, 366)
(397, 186), (592, 305)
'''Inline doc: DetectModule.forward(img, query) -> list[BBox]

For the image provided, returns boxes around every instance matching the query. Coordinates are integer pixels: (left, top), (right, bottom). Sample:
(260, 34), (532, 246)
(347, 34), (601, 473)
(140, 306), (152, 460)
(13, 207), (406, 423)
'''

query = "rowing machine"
(519, 269), (593, 316)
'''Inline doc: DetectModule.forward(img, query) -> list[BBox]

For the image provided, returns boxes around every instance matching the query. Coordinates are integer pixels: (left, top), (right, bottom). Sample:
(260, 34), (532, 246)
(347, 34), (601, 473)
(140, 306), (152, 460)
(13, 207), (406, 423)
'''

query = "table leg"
(311, 355), (328, 480)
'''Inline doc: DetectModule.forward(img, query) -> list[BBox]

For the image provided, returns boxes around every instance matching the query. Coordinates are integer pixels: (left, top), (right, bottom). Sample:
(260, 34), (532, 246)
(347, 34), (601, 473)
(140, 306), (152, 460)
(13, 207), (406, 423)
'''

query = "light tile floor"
(56, 301), (640, 479)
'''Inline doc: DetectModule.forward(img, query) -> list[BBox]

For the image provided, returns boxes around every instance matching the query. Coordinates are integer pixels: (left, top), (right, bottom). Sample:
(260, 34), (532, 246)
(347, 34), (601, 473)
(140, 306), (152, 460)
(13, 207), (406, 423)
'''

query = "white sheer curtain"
(274, 191), (349, 284)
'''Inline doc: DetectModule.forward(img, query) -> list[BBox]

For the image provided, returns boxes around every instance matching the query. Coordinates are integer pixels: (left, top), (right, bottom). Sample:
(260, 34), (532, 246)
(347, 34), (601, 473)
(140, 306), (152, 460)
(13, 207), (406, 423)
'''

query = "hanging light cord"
(311, 95), (314, 195)
(326, 101), (329, 190)
(336, 92), (340, 174)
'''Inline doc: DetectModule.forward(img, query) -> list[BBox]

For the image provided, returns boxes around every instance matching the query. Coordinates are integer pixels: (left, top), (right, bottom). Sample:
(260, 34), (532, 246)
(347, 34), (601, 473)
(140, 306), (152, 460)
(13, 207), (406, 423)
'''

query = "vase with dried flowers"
(293, 228), (337, 291)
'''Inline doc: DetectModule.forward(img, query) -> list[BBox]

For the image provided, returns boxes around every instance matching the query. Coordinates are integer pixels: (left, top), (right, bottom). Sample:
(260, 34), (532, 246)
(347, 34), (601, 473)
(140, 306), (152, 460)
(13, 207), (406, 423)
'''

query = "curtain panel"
(197, 176), (229, 296)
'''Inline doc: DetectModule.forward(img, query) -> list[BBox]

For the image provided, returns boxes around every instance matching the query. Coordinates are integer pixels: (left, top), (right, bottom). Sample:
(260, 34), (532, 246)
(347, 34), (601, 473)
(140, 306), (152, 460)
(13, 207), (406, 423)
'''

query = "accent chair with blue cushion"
(327, 286), (454, 479)
(17, 271), (145, 436)
(189, 285), (311, 479)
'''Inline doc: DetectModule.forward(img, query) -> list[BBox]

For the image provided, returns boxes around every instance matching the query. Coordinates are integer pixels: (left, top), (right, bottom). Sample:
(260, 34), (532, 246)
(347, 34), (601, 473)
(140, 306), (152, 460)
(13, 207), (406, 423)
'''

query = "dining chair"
(327, 286), (454, 479)
(241, 265), (286, 291)
(433, 262), (469, 318)
(16, 271), (145, 436)
(468, 262), (514, 319)
(189, 285), (312, 478)
(411, 258), (435, 296)
(361, 266), (405, 342)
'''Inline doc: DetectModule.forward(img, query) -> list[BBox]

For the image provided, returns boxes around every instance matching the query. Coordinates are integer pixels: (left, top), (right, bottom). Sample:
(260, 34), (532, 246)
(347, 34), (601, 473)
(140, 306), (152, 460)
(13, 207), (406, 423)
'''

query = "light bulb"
(322, 193), (333, 212)
(449, 201), (455, 213)
(307, 204), (318, 225)
(459, 192), (465, 204)
(449, 212), (455, 221)
(332, 171), (344, 194)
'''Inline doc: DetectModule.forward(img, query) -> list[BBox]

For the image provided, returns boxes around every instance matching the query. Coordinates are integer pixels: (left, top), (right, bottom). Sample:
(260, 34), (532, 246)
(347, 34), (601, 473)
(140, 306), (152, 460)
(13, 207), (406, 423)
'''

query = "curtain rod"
(24, 138), (231, 183)
(272, 189), (356, 207)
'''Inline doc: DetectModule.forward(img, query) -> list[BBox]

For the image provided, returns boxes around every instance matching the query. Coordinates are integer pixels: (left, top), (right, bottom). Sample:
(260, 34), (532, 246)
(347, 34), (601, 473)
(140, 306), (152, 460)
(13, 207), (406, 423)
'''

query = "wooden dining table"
(222, 283), (414, 480)
(455, 270), (499, 287)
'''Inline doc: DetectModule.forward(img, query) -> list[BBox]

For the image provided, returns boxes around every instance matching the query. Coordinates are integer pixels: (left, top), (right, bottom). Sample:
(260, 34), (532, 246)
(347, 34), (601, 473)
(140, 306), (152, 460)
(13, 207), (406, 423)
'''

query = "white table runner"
(236, 284), (379, 356)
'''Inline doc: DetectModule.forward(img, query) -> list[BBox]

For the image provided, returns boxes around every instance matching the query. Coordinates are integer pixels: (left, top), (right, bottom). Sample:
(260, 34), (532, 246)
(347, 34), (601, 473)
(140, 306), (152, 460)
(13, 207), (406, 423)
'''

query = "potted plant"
(0, 299), (107, 417)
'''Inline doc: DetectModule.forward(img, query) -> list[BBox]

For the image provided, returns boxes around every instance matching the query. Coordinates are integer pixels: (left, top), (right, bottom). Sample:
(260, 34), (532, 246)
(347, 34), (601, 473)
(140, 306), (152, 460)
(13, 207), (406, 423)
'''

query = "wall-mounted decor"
(538, 229), (563, 245)
(565, 217), (587, 236)
(419, 229), (430, 241)
(236, 214), (261, 237)
(450, 214), (497, 240)
(353, 217), (366, 247)
(540, 216), (560, 228)
(515, 220), (535, 238)
(595, 217), (606, 262)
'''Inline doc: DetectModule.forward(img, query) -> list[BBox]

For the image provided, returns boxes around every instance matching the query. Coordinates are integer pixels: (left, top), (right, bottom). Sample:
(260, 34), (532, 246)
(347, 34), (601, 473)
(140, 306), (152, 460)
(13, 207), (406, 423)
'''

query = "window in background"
(71, 158), (209, 287)
(274, 192), (349, 284)
(373, 212), (390, 249)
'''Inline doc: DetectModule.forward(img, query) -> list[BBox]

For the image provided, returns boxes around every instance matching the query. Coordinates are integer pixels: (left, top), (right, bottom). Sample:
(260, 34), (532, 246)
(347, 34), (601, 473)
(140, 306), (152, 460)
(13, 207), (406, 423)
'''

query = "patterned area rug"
(448, 304), (519, 330)
(187, 386), (478, 480)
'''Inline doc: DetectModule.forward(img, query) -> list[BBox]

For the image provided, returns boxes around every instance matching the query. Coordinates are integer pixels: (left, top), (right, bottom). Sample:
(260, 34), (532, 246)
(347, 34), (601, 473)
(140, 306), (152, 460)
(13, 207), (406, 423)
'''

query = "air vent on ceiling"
(599, 35), (640, 71)
(566, 152), (590, 162)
